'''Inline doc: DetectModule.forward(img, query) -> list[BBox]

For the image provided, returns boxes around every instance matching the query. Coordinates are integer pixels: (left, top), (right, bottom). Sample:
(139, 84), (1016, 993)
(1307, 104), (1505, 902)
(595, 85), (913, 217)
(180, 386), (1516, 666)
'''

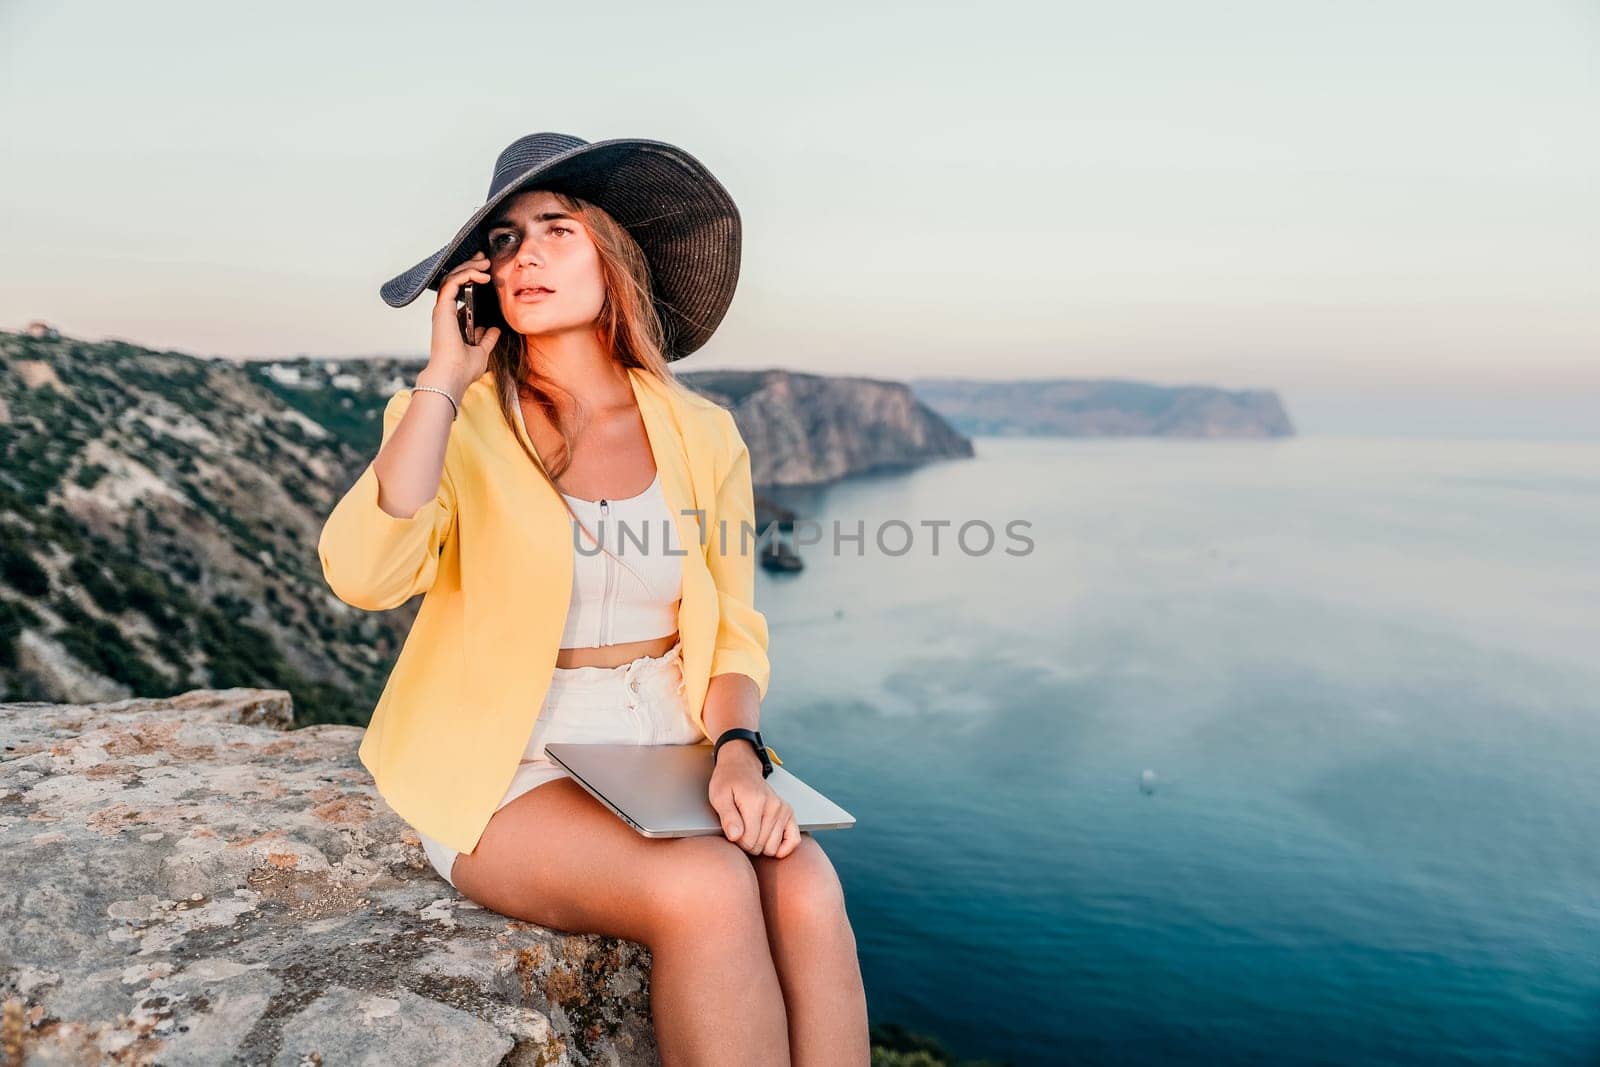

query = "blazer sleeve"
(705, 407), (772, 700)
(316, 389), (459, 612)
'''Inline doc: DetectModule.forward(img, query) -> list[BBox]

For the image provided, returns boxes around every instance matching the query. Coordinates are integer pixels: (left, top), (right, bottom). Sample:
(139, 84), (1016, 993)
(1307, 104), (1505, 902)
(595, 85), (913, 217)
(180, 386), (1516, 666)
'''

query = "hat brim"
(379, 138), (740, 361)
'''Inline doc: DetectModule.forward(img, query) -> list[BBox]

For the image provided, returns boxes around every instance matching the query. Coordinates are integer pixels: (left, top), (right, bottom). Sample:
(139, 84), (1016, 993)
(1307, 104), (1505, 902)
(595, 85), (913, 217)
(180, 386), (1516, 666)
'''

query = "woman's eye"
(488, 226), (569, 251)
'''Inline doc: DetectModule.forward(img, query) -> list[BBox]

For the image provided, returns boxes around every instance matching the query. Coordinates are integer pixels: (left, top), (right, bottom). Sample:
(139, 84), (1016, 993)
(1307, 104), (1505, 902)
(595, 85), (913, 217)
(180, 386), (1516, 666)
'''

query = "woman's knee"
(651, 836), (763, 933)
(755, 836), (852, 941)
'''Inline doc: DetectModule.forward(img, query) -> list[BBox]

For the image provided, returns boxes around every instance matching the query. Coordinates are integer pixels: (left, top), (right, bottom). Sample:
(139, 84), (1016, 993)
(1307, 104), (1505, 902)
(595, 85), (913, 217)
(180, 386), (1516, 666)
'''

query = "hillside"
(0, 333), (974, 719)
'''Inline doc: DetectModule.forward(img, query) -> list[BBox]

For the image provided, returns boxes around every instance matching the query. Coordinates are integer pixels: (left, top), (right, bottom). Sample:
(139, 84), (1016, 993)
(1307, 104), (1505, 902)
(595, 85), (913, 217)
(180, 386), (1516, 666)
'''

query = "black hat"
(379, 132), (741, 361)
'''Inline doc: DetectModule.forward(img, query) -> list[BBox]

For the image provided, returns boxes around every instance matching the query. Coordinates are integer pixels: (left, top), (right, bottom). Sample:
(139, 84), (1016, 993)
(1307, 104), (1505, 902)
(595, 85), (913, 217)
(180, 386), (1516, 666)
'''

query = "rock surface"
(0, 689), (658, 1066)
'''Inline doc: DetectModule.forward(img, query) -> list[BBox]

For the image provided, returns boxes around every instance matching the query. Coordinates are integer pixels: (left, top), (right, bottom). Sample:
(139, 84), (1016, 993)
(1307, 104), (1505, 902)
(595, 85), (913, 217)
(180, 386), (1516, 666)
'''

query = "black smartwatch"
(713, 728), (774, 778)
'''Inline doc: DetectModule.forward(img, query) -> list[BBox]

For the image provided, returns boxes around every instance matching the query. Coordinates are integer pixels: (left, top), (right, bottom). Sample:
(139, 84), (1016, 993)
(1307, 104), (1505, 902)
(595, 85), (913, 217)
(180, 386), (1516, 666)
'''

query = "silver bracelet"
(411, 385), (460, 421)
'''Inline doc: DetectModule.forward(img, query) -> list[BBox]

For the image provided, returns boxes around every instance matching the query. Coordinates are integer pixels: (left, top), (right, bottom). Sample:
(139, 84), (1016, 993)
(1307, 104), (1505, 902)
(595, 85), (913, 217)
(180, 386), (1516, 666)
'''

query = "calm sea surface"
(757, 434), (1600, 1066)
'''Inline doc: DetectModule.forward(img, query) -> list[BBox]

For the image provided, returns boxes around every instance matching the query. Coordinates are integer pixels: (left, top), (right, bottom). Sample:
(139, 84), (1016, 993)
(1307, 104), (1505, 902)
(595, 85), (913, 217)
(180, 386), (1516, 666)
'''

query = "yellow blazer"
(316, 365), (771, 855)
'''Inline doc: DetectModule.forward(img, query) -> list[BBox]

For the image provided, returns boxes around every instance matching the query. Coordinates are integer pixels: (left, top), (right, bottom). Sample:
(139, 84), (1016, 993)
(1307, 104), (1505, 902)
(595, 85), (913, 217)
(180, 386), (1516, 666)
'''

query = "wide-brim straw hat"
(379, 132), (741, 361)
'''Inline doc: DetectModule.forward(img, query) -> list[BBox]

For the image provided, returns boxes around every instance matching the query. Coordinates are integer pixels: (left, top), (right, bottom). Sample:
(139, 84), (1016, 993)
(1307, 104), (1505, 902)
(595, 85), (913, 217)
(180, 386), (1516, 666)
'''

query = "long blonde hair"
(471, 189), (707, 568)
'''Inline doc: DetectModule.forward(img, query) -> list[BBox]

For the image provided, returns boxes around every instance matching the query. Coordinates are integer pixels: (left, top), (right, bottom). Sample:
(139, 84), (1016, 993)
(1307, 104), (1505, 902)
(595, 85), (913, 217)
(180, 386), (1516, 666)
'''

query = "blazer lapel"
(629, 368), (702, 551)
(631, 367), (719, 730)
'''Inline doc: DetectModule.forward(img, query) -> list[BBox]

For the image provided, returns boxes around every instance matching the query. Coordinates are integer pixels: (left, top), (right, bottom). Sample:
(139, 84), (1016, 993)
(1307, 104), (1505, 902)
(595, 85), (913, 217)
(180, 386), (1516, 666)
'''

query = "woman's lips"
(514, 288), (554, 302)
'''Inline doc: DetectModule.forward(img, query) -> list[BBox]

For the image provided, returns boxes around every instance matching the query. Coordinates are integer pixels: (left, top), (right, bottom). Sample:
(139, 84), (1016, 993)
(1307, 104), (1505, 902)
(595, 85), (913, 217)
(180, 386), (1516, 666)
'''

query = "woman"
(317, 133), (869, 1064)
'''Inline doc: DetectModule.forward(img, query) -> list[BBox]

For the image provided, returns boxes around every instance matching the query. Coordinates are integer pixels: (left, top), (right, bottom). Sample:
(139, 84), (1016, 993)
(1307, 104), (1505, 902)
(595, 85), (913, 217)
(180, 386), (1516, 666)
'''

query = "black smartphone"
(458, 281), (476, 342)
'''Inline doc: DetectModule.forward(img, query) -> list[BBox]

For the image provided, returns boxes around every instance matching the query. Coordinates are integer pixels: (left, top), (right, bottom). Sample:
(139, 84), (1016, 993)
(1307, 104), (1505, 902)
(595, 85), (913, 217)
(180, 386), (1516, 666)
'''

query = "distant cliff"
(680, 368), (975, 488)
(908, 376), (1295, 438)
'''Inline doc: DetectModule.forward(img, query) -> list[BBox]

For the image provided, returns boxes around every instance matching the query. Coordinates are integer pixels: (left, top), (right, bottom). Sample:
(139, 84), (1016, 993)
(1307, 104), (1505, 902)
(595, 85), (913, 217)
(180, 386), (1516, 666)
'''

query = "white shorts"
(413, 640), (701, 890)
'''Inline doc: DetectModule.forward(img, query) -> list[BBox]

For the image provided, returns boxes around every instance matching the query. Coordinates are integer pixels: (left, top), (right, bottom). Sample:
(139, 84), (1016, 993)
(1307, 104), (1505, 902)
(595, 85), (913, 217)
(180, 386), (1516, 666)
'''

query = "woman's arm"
(699, 408), (797, 859)
(703, 407), (772, 700)
(703, 673), (763, 746)
(316, 382), (461, 611)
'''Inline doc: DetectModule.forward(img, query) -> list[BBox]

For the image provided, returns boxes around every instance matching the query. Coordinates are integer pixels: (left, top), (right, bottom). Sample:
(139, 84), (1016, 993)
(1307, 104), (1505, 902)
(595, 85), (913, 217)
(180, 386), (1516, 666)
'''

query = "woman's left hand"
(708, 743), (800, 858)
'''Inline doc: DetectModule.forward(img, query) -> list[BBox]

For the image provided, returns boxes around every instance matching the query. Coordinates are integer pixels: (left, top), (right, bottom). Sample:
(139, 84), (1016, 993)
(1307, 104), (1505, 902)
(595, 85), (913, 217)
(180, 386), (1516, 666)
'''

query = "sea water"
(758, 434), (1600, 1065)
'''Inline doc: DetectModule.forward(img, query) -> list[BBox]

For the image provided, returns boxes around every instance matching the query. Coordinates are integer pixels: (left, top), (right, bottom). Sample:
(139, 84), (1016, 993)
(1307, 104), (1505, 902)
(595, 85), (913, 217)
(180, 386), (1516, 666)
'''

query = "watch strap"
(713, 728), (775, 778)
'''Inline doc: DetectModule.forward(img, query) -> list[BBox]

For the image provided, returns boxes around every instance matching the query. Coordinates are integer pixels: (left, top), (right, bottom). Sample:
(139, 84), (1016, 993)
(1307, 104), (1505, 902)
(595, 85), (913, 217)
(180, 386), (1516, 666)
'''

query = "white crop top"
(558, 472), (685, 647)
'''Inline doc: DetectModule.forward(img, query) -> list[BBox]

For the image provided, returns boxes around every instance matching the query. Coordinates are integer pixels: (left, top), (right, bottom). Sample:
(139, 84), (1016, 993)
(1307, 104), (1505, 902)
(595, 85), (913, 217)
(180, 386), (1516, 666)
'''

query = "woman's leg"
(450, 776), (791, 1066)
(749, 834), (870, 1066)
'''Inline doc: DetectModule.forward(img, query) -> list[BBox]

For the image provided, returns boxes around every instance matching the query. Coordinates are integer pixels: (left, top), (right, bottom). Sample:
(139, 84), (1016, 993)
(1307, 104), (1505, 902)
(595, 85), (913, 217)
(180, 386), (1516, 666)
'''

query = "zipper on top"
(599, 498), (612, 645)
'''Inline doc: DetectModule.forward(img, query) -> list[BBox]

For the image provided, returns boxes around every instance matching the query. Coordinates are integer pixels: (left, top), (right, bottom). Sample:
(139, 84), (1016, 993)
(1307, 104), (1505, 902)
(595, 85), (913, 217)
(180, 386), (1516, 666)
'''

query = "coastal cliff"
(0, 334), (975, 717)
(679, 369), (975, 488)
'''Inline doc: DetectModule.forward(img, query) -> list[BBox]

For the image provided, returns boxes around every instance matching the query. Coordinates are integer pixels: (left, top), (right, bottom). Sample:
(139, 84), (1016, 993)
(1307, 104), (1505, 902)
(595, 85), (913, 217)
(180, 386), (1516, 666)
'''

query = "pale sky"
(3, 0), (1597, 435)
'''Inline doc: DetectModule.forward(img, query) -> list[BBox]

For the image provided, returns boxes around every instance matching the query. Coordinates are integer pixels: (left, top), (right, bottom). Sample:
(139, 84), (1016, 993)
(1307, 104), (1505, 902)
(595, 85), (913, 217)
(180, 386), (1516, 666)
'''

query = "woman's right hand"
(427, 251), (501, 390)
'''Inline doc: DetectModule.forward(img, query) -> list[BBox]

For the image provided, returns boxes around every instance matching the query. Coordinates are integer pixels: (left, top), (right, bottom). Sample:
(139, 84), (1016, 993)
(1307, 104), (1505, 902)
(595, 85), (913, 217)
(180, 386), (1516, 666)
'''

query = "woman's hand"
(428, 251), (501, 388)
(708, 743), (800, 859)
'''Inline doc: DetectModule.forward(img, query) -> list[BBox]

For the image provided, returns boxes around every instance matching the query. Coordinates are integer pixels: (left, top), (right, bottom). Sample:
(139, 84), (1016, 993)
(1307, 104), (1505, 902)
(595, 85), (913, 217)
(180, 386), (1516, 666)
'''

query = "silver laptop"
(543, 741), (856, 838)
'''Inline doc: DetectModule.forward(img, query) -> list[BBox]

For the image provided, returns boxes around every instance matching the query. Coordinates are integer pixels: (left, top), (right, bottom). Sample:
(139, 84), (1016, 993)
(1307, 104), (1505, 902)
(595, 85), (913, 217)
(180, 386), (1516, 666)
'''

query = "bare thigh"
(449, 776), (756, 945)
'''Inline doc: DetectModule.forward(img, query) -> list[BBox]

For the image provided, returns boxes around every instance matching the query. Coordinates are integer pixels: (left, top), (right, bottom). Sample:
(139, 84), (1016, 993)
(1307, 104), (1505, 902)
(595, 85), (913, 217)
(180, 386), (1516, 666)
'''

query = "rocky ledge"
(0, 689), (656, 1066)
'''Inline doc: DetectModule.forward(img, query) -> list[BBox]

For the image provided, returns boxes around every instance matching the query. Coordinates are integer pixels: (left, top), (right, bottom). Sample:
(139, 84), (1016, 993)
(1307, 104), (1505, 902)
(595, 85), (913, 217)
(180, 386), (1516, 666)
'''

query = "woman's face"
(483, 189), (606, 338)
